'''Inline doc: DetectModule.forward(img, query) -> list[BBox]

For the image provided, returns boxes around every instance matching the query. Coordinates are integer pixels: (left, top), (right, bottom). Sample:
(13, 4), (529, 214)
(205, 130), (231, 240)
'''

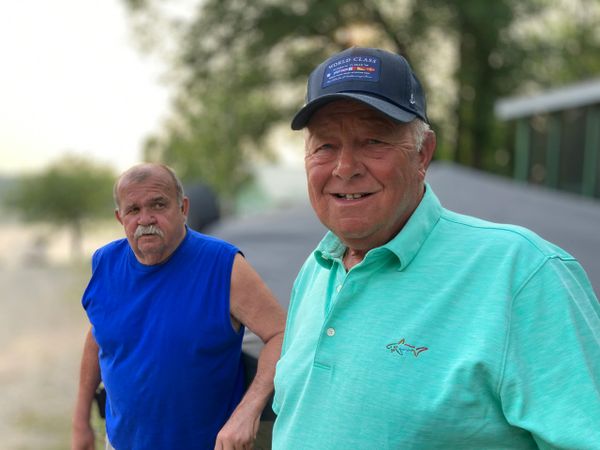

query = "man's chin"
(135, 240), (165, 256)
(329, 220), (372, 239)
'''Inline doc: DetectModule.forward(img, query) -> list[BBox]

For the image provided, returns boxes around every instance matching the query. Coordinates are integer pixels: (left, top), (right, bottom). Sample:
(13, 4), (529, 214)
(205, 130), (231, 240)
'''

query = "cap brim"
(290, 93), (418, 130)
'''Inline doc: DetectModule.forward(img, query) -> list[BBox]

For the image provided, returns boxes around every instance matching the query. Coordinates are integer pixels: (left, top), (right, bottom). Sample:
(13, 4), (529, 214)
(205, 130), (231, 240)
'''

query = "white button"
(326, 327), (336, 337)
(336, 284), (342, 292)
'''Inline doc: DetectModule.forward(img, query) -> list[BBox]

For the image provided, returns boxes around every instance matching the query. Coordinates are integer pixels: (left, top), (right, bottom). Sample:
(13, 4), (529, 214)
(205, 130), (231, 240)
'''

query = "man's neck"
(342, 248), (367, 271)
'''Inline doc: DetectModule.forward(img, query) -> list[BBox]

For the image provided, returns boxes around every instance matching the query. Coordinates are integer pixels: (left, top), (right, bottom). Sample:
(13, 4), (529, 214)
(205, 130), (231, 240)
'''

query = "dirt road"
(0, 222), (119, 449)
(0, 264), (95, 449)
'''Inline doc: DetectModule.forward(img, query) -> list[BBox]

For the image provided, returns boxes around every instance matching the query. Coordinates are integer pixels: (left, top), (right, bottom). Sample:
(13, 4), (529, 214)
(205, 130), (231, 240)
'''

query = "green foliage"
(7, 155), (115, 224)
(144, 60), (282, 203)
(6, 155), (116, 258)
(123, 0), (600, 194)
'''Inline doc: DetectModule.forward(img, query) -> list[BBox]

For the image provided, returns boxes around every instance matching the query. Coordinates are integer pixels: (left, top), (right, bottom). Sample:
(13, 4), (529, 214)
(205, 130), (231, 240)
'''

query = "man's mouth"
(333, 193), (371, 200)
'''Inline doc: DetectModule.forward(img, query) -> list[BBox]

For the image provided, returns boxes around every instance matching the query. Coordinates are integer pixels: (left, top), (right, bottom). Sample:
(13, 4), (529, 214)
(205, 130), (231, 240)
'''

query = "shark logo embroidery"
(386, 338), (428, 357)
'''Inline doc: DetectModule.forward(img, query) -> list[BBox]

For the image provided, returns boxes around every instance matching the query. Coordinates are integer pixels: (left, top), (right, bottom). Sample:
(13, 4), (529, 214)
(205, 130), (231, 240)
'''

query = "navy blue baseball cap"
(291, 47), (428, 130)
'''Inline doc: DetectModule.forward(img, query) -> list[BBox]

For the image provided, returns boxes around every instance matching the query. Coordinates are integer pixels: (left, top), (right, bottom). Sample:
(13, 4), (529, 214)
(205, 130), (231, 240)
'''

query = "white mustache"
(134, 225), (164, 240)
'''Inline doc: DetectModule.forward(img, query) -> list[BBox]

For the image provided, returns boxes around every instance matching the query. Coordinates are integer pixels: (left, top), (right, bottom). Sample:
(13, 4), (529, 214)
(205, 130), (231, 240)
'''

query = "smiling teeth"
(339, 193), (364, 199)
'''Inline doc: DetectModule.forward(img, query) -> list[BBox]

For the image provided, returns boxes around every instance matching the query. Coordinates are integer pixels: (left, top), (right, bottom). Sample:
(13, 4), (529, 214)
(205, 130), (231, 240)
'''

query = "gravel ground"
(0, 222), (117, 450)
(0, 264), (95, 450)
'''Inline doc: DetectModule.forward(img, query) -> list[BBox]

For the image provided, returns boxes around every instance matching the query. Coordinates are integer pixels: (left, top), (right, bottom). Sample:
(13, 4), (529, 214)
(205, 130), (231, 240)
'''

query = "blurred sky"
(0, 0), (170, 175)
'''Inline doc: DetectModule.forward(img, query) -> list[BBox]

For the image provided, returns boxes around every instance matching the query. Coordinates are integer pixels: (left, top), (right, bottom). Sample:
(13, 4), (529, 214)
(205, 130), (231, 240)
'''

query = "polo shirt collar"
(314, 184), (442, 270)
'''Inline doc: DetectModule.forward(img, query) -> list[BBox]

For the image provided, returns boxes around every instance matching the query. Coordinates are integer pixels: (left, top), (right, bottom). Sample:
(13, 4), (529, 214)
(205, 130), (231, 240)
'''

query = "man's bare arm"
(215, 253), (286, 450)
(71, 328), (101, 450)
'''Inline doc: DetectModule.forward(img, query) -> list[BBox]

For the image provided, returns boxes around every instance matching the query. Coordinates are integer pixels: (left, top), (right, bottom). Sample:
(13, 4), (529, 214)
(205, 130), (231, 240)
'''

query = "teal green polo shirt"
(272, 186), (600, 449)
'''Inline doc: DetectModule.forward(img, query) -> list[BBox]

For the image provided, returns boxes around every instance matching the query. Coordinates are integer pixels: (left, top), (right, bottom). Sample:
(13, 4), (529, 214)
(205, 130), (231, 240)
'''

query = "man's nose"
(332, 146), (363, 180)
(138, 208), (156, 225)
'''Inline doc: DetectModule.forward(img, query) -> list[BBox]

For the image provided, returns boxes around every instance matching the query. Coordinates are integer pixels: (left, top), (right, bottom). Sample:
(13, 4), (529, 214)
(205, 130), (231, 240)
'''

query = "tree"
(143, 62), (282, 206)
(6, 155), (116, 259)
(122, 0), (600, 195)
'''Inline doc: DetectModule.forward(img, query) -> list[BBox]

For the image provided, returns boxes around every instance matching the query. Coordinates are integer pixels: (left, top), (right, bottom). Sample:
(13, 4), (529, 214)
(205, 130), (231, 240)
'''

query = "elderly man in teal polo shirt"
(272, 47), (600, 449)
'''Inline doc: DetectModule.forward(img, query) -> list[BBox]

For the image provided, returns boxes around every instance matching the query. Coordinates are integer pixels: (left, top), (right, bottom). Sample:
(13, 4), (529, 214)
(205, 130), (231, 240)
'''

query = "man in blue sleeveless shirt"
(272, 47), (600, 449)
(72, 163), (285, 449)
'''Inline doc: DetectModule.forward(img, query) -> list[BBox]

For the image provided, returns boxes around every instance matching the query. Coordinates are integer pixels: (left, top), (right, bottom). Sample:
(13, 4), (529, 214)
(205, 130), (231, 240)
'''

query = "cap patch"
(322, 55), (380, 88)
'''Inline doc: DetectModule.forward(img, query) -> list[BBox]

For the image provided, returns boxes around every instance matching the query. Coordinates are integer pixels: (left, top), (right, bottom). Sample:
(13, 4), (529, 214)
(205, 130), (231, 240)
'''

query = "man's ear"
(115, 209), (123, 225)
(181, 197), (190, 218)
(418, 130), (437, 178)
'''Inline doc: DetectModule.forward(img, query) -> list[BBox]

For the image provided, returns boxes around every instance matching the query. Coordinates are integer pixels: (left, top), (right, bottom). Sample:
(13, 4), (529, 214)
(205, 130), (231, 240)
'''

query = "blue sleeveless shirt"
(82, 228), (245, 449)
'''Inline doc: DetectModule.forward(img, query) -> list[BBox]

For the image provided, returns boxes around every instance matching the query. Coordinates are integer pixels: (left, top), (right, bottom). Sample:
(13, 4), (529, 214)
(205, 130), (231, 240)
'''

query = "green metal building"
(495, 79), (600, 199)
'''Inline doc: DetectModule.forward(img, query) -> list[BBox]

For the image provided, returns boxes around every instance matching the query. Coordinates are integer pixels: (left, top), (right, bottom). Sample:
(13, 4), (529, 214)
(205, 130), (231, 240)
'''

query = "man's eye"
(126, 207), (139, 215)
(315, 144), (333, 152)
(152, 202), (166, 210)
(366, 139), (383, 145)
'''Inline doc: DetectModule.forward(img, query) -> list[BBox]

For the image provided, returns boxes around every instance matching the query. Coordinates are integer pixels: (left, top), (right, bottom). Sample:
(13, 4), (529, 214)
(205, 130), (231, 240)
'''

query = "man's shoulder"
(92, 238), (129, 272)
(185, 228), (240, 257)
(94, 238), (129, 258)
(438, 208), (574, 261)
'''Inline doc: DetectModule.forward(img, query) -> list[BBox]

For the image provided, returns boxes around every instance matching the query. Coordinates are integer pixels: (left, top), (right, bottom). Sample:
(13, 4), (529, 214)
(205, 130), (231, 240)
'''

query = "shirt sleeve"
(499, 256), (600, 449)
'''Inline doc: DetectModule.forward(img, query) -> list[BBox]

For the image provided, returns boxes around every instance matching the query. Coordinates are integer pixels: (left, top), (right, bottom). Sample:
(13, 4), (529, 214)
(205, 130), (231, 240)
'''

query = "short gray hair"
(113, 163), (185, 210)
(411, 119), (431, 152)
